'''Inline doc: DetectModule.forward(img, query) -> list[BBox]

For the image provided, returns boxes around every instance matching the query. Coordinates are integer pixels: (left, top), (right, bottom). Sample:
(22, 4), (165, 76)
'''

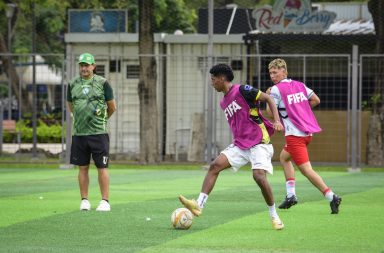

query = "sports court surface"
(0, 164), (383, 253)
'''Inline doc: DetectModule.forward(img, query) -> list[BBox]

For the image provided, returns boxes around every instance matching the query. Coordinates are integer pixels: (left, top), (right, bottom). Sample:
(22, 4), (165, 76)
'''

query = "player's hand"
(273, 121), (283, 131)
(266, 87), (272, 95)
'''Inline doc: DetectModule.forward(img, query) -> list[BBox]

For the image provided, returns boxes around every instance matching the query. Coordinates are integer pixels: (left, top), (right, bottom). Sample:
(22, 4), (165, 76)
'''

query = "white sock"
(197, 193), (208, 208)
(286, 179), (296, 197)
(324, 189), (335, 202)
(268, 204), (279, 219)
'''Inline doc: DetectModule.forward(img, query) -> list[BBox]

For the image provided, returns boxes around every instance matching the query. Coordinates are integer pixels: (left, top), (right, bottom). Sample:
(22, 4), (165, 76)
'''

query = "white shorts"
(221, 143), (274, 174)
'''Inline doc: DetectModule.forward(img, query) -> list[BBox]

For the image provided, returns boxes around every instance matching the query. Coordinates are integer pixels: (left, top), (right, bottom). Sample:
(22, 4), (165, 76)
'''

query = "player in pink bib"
(267, 58), (341, 214)
(179, 64), (285, 230)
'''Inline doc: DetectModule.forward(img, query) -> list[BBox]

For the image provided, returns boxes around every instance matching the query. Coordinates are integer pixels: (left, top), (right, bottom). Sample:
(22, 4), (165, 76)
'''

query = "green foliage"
(0, 83), (8, 97)
(2, 118), (63, 143)
(0, 0), (198, 68)
(16, 120), (32, 141)
(36, 120), (63, 143)
(2, 131), (17, 143)
(1, 0), (368, 68)
(155, 0), (196, 33)
(371, 93), (381, 104)
(39, 112), (62, 126)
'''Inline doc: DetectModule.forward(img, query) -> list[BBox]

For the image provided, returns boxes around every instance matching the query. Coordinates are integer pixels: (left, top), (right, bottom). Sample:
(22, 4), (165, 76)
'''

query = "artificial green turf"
(0, 167), (383, 253)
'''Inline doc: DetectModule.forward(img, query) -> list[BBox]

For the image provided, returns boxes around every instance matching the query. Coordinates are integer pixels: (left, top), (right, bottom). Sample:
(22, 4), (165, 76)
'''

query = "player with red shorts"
(267, 58), (342, 214)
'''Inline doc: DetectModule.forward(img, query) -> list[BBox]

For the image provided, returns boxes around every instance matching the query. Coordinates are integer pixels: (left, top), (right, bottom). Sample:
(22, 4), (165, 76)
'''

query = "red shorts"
(283, 135), (312, 166)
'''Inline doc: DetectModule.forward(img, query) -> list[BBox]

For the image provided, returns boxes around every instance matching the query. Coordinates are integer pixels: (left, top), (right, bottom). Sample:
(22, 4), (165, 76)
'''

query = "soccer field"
(0, 165), (383, 253)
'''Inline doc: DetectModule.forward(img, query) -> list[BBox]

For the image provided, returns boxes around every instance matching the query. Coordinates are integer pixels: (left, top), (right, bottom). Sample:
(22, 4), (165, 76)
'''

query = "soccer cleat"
(278, 195), (298, 209)
(178, 195), (202, 216)
(330, 195), (342, 214)
(96, 200), (111, 212)
(271, 217), (284, 230)
(80, 199), (91, 211)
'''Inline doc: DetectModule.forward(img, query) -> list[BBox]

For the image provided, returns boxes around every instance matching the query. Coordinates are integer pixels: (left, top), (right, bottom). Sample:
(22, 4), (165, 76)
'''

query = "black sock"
(82, 198), (88, 200)
(102, 199), (109, 203)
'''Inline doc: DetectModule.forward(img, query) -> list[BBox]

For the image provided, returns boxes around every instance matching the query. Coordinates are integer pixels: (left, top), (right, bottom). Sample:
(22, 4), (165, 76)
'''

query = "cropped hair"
(209, 64), (234, 82)
(268, 58), (288, 72)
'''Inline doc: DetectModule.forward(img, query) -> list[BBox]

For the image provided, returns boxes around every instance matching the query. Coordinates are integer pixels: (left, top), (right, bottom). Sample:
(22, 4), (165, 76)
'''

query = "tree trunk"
(138, 0), (159, 163)
(366, 0), (384, 165)
(367, 113), (383, 165)
(0, 34), (31, 113)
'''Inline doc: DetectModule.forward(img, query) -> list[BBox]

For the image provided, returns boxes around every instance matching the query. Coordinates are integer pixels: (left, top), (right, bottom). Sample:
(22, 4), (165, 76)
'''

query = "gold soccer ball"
(171, 207), (193, 230)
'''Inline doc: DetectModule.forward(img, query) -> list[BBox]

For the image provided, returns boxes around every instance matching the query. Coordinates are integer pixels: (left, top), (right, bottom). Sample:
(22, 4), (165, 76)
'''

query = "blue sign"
(69, 9), (127, 33)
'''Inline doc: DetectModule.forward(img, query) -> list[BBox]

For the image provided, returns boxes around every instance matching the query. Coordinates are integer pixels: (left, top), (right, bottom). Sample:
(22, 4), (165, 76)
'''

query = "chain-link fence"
(0, 50), (380, 166)
(0, 0), (379, 167)
(57, 49), (379, 165)
(0, 54), (66, 160)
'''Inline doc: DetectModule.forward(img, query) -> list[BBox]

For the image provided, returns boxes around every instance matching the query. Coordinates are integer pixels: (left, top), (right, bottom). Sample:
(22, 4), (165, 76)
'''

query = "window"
(109, 60), (121, 73)
(126, 65), (140, 79)
(197, 57), (229, 70)
(231, 60), (243, 71)
(95, 65), (105, 76)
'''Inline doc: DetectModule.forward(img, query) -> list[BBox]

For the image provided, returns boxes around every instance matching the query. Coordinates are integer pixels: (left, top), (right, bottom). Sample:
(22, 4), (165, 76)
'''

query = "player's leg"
(78, 165), (90, 199)
(179, 153), (231, 216)
(95, 168), (110, 211)
(295, 136), (342, 214)
(252, 169), (283, 230)
(201, 153), (231, 194)
(71, 136), (92, 211)
(297, 161), (342, 214)
(97, 169), (110, 201)
(78, 165), (91, 210)
(297, 161), (328, 192)
(90, 134), (111, 211)
(179, 144), (244, 216)
(280, 149), (295, 180)
(250, 144), (284, 230)
(278, 148), (298, 209)
(253, 169), (275, 205)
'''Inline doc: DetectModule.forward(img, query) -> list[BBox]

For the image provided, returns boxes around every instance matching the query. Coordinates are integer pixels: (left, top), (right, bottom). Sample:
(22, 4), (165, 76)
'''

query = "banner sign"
(252, 0), (336, 32)
(69, 9), (127, 33)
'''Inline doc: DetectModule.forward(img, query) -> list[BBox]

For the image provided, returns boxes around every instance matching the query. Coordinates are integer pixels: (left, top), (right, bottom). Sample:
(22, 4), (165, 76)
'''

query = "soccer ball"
(171, 207), (193, 229)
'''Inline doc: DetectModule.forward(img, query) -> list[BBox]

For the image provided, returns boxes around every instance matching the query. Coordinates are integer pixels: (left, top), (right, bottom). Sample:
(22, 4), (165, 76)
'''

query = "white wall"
(65, 33), (246, 159)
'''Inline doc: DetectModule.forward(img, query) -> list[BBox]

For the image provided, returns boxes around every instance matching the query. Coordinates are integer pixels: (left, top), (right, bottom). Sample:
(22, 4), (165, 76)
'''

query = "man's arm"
(309, 93), (320, 108)
(106, 99), (117, 118)
(258, 92), (283, 131)
(265, 87), (273, 118)
(66, 82), (73, 113)
(103, 80), (116, 118)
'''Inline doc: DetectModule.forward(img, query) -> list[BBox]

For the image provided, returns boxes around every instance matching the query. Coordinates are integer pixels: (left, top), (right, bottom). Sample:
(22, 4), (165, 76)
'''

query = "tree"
(155, 0), (196, 33)
(138, 0), (159, 163)
(0, 0), (68, 113)
(367, 0), (384, 165)
(0, 0), (196, 115)
(0, 34), (25, 110)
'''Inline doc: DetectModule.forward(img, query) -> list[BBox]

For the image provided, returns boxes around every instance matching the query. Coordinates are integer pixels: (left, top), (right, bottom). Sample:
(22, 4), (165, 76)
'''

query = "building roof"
(324, 19), (375, 35)
(248, 19), (375, 36)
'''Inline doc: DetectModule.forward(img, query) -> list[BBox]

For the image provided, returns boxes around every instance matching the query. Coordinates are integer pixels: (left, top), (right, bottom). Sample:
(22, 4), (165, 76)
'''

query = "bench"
(3, 120), (17, 132)
(2, 120), (21, 143)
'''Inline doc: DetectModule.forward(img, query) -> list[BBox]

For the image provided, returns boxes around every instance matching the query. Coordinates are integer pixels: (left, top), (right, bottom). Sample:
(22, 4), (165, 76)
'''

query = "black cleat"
(330, 195), (342, 214)
(278, 195), (298, 209)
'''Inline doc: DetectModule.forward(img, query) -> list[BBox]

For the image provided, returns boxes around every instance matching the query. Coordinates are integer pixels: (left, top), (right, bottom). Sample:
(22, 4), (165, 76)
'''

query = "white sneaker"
(80, 199), (91, 211)
(96, 200), (111, 212)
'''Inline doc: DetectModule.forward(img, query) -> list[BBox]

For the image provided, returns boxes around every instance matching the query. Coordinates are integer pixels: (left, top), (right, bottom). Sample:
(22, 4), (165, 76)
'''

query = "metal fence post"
(206, 0), (214, 163)
(349, 45), (361, 172)
(0, 104), (3, 154)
